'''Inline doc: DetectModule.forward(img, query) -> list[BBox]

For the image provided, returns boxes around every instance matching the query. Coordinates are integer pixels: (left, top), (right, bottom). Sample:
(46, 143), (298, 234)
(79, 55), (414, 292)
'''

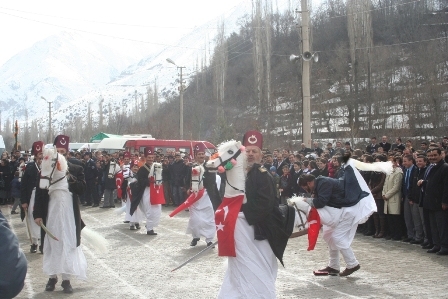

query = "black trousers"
(387, 214), (402, 239)
(85, 180), (99, 205)
(429, 209), (448, 249)
(423, 208), (433, 244)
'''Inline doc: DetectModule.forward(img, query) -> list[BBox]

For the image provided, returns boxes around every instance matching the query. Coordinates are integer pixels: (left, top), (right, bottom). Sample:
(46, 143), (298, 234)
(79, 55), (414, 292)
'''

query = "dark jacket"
(67, 162), (86, 196)
(422, 160), (448, 211)
(0, 212), (27, 299)
(279, 173), (292, 198)
(20, 161), (39, 205)
(312, 165), (368, 209)
(130, 163), (151, 216)
(290, 169), (303, 195)
(83, 159), (98, 181)
(315, 167), (329, 177)
(379, 142), (391, 152)
(409, 166), (426, 205)
(0, 163), (12, 192)
(168, 159), (187, 187)
(276, 159), (290, 176)
(401, 165), (417, 199)
(366, 144), (379, 154)
(243, 163), (293, 266)
(369, 172), (386, 200)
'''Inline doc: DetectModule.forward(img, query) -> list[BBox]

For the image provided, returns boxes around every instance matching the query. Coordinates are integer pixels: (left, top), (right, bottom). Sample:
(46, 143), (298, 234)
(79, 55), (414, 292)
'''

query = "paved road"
(3, 203), (448, 299)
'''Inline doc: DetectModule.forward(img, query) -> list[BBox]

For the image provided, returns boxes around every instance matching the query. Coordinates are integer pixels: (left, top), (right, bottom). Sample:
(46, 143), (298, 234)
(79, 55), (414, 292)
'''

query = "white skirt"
(43, 189), (87, 279)
(125, 196), (144, 223)
(320, 195), (377, 251)
(186, 194), (215, 241)
(217, 212), (278, 299)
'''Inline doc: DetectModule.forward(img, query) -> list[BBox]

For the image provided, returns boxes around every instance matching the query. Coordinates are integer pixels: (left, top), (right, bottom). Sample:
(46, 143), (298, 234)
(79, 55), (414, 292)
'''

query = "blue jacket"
(0, 212), (27, 299)
(10, 177), (21, 198)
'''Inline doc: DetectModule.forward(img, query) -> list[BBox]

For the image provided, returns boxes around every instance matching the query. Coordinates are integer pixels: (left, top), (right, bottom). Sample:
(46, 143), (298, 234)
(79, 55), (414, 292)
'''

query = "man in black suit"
(83, 152), (99, 207)
(401, 155), (419, 242)
(379, 136), (391, 153)
(366, 137), (379, 154)
(419, 148), (448, 255)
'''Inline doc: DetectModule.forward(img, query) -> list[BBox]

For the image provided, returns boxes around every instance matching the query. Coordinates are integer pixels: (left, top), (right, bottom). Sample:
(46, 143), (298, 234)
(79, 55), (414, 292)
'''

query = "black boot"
(45, 278), (58, 291)
(190, 238), (200, 246)
(30, 244), (37, 253)
(61, 280), (73, 293)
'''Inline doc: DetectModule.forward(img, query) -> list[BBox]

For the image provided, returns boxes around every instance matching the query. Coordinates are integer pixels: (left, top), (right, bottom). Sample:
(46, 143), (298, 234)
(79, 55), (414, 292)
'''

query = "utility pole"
(41, 96), (52, 143)
(179, 66), (184, 140)
(166, 58), (186, 139)
(301, 0), (311, 148)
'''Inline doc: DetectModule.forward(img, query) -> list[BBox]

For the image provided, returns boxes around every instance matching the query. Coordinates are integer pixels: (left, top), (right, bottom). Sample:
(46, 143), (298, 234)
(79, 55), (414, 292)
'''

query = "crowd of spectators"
(3, 135), (448, 256)
(263, 135), (448, 255)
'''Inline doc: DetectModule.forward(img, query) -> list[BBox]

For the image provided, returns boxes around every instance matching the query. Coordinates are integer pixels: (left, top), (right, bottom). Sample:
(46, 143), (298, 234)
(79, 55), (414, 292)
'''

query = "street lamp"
(41, 96), (53, 143)
(166, 58), (186, 140)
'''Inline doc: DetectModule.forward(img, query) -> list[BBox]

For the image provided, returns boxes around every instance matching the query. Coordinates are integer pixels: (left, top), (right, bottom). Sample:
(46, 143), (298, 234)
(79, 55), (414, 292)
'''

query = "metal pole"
(48, 101), (52, 143)
(301, 0), (311, 148)
(179, 67), (184, 139)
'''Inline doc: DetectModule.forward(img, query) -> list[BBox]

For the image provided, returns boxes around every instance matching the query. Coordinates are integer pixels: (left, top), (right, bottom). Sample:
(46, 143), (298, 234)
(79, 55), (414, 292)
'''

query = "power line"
(0, 10), (206, 51)
(0, 5), (238, 30)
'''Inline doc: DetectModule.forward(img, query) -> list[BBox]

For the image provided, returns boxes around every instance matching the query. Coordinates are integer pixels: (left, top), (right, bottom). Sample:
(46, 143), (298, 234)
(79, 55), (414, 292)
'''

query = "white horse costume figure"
(117, 168), (145, 229)
(140, 162), (165, 232)
(206, 140), (278, 299)
(107, 160), (121, 179)
(185, 165), (218, 244)
(39, 147), (87, 279)
(288, 158), (393, 251)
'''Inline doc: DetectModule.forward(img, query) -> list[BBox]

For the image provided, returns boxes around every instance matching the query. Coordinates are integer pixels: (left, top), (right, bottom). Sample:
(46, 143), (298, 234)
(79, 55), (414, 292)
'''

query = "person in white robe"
(300, 155), (378, 276)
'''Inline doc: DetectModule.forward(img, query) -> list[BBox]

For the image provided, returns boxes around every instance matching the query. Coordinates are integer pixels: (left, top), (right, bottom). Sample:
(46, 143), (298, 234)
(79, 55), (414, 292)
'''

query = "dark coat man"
(421, 149), (448, 254)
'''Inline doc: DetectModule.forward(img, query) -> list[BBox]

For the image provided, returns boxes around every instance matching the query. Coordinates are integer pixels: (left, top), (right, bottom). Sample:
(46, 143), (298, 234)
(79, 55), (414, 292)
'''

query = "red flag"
(115, 171), (123, 199)
(150, 183), (166, 205)
(215, 195), (245, 257)
(307, 207), (321, 251)
(169, 189), (206, 217)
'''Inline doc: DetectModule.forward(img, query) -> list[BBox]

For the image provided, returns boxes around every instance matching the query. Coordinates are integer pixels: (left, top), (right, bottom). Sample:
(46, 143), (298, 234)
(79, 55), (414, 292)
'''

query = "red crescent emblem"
(60, 138), (67, 145)
(247, 135), (257, 144)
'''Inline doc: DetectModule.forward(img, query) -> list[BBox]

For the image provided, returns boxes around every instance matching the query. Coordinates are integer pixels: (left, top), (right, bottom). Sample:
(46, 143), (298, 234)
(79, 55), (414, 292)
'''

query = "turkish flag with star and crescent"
(215, 195), (245, 257)
(115, 171), (123, 199)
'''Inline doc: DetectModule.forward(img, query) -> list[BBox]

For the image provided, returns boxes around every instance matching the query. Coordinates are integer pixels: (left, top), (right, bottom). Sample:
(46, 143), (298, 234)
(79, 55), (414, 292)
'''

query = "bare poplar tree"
(263, 0), (274, 136)
(213, 20), (228, 119)
(252, 0), (265, 119)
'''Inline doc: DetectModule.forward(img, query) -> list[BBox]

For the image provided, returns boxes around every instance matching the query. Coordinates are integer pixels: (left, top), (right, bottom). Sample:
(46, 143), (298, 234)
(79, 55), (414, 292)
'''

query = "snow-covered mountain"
(0, 31), (150, 124)
(0, 0), (294, 136)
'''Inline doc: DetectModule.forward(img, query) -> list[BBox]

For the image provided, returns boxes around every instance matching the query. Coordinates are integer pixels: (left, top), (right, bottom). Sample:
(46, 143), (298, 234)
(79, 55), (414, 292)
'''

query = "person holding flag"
(217, 131), (293, 299)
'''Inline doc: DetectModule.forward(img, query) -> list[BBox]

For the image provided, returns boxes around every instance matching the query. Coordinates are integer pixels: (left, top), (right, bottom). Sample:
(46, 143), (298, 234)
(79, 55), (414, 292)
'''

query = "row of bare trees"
(3, 0), (447, 151)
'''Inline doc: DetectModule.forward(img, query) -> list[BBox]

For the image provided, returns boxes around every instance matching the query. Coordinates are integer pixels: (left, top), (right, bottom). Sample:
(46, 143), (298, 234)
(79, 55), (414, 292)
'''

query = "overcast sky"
(0, 0), (325, 67)
(0, 0), (254, 66)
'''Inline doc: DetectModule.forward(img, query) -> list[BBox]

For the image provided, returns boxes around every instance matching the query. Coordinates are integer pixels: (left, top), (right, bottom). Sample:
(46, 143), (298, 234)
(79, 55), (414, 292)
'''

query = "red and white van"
(124, 139), (216, 156)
